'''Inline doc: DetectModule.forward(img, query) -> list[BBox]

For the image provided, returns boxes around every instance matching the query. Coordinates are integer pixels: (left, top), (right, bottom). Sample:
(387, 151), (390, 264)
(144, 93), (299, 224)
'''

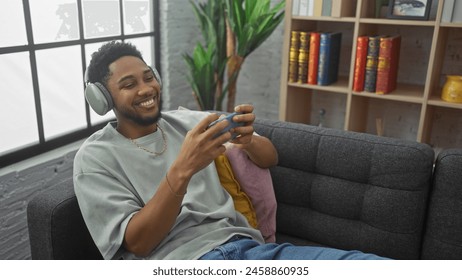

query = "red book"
(376, 35), (401, 94)
(352, 36), (368, 92)
(307, 32), (320, 85)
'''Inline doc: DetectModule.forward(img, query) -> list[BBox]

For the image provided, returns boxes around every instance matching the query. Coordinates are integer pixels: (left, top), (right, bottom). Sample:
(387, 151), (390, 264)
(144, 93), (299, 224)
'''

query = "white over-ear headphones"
(84, 66), (162, 115)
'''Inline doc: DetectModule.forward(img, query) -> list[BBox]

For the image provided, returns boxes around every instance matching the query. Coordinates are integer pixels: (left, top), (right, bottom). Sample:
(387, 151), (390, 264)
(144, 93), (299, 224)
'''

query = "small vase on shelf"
(441, 75), (462, 104)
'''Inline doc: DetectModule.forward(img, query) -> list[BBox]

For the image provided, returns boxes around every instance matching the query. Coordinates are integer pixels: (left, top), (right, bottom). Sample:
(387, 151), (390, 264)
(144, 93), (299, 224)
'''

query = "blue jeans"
(199, 236), (388, 260)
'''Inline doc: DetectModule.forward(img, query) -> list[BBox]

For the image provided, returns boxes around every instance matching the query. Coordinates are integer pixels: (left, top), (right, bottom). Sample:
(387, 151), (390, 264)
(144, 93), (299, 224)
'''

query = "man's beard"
(117, 98), (163, 126)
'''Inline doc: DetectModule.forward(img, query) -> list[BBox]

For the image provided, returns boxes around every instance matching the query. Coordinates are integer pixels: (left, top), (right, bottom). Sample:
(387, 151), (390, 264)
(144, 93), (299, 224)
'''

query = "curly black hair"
(86, 41), (145, 86)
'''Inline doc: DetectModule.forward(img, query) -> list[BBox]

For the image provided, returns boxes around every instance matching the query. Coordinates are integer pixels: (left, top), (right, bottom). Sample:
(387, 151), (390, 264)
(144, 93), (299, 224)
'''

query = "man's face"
(106, 56), (162, 128)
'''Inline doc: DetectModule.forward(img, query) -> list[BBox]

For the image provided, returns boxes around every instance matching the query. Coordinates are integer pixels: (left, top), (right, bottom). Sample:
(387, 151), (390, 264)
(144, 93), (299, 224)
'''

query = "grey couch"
(27, 119), (462, 259)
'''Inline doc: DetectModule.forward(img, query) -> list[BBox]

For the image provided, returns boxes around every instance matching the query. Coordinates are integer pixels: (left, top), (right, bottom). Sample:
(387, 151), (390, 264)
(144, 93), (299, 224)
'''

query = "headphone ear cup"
(84, 82), (114, 115)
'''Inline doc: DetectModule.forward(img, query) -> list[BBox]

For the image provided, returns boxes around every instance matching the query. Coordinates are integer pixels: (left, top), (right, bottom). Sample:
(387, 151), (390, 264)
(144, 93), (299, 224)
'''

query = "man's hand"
(228, 104), (278, 169)
(229, 104), (256, 148)
(174, 113), (232, 179)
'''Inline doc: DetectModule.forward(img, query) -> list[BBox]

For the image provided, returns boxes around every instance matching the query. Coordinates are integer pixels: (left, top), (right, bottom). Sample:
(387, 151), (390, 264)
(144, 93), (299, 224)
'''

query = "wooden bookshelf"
(279, 0), (462, 150)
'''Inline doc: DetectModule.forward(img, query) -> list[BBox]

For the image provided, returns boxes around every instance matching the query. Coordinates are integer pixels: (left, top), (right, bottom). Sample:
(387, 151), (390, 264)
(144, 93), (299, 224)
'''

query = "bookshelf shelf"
(353, 84), (424, 104)
(279, 0), (462, 150)
(440, 22), (462, 28)
(428, 96), (462, 109)
(293, 15), (357, 22)
(359, 18), (436, 26)
(289, 76), (350, 94)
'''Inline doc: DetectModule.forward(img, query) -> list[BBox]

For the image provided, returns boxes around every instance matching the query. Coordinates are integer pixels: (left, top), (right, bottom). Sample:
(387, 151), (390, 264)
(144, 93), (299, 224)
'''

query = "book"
(375, 0), (388, 18)
(307, 0), (314, 16)
(376, 35), (401, 94)
(307, 32), (320, 85)
(352, 36), (369, 92)
(299, 0), (309, 16)
(313, 0), (323, 16)
(441, 0), (455, 22)
(288, 31), (301, 83)
(322, 0), (333, 16)
(297, 31), (310, 83)
(331, 0), (356, 17)
(292, 0), (301, 16)
(317, 32), (342, 86)
(364, 35), (384, 92)
(453, 0), (462, 23)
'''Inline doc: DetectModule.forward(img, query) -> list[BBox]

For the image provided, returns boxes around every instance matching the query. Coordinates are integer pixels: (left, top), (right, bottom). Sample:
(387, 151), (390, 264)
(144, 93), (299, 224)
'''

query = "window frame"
(0, 0), (161, 167)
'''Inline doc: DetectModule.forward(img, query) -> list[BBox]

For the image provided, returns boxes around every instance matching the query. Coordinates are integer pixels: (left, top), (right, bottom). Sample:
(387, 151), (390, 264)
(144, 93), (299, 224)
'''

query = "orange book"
(376, 35), (401, 94)
(307, 32), (320, 85)
(352, 36), (369, 92)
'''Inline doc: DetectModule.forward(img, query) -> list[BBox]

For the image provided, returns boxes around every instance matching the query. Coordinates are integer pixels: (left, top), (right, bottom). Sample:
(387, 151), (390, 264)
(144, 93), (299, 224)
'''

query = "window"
(0, 0), (160, 167)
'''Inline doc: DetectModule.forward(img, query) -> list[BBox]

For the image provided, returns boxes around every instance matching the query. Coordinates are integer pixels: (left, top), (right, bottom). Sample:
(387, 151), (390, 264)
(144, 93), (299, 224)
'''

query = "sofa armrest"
(422, 149), (462, 259)
(27, 177), (102, 260)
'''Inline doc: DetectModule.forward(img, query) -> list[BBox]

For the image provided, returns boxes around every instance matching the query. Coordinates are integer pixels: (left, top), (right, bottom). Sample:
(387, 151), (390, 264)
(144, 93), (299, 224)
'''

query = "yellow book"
(313, 0), (323, 16)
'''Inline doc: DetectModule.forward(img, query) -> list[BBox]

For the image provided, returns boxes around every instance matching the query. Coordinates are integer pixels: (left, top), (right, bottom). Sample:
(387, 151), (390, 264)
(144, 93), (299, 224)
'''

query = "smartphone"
(208, 112), (244, 139)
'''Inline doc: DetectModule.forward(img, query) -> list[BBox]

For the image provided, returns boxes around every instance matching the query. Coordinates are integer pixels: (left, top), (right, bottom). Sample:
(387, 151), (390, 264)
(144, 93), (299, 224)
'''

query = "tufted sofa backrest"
(254, 119), (435, 259)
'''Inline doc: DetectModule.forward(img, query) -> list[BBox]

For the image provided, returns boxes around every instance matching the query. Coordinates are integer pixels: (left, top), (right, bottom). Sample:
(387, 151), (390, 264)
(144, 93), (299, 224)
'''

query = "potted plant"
(184, 0), (285, 111)
(183, 0), (228, 111)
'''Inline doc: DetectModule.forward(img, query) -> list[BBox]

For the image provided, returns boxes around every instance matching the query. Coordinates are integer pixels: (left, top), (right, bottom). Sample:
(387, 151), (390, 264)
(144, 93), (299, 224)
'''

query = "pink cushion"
(225, 146), (277, 243)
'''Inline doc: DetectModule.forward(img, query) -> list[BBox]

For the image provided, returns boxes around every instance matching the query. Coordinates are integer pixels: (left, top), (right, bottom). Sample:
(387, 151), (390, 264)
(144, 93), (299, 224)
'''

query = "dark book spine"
(364, 35), (383, 92)
(326, 32), (341, 85)
(317, 33), (329, 85)
(318, 32), (342, 86)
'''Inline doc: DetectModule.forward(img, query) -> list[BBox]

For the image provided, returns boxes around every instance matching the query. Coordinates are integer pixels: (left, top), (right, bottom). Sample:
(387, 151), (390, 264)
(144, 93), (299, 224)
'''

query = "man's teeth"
(140, 98), (154, 107)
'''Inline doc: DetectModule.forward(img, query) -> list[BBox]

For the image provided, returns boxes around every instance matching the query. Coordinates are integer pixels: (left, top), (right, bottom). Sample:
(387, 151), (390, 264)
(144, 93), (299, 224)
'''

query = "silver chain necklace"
(129, 125), (167, 156)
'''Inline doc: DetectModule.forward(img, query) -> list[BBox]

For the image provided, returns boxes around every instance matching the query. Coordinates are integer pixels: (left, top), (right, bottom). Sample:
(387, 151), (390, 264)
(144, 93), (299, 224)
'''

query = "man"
(74, 41), (385, 260)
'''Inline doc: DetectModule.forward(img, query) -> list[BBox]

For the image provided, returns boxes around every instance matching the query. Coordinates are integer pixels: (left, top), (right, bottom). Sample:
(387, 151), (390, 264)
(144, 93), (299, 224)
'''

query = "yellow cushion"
(214, 154), (258, 228)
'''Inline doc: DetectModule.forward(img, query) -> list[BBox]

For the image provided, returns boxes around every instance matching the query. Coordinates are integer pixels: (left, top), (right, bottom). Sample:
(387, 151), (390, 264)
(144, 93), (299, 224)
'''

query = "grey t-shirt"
(73, 109), (264, 260)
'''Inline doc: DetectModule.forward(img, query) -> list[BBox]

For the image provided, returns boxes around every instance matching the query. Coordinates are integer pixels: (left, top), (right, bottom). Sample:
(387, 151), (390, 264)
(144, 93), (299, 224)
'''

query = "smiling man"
(73, 41), (386, 260)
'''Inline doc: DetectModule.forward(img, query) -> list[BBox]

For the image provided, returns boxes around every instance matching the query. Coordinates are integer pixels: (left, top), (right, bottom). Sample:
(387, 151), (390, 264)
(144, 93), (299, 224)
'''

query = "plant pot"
(441, 75), (462, 104)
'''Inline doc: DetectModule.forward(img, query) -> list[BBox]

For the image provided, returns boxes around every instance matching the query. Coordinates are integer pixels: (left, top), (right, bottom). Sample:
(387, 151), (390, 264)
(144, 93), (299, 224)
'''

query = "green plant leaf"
(227, 0), (285, 57)
(246, 0), (269, 23)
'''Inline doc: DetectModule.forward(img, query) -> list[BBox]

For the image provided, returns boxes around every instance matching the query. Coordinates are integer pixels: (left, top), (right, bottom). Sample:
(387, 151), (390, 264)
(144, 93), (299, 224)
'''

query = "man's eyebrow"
(117, 69), (151, 84)
(117, 75), (135, 84)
